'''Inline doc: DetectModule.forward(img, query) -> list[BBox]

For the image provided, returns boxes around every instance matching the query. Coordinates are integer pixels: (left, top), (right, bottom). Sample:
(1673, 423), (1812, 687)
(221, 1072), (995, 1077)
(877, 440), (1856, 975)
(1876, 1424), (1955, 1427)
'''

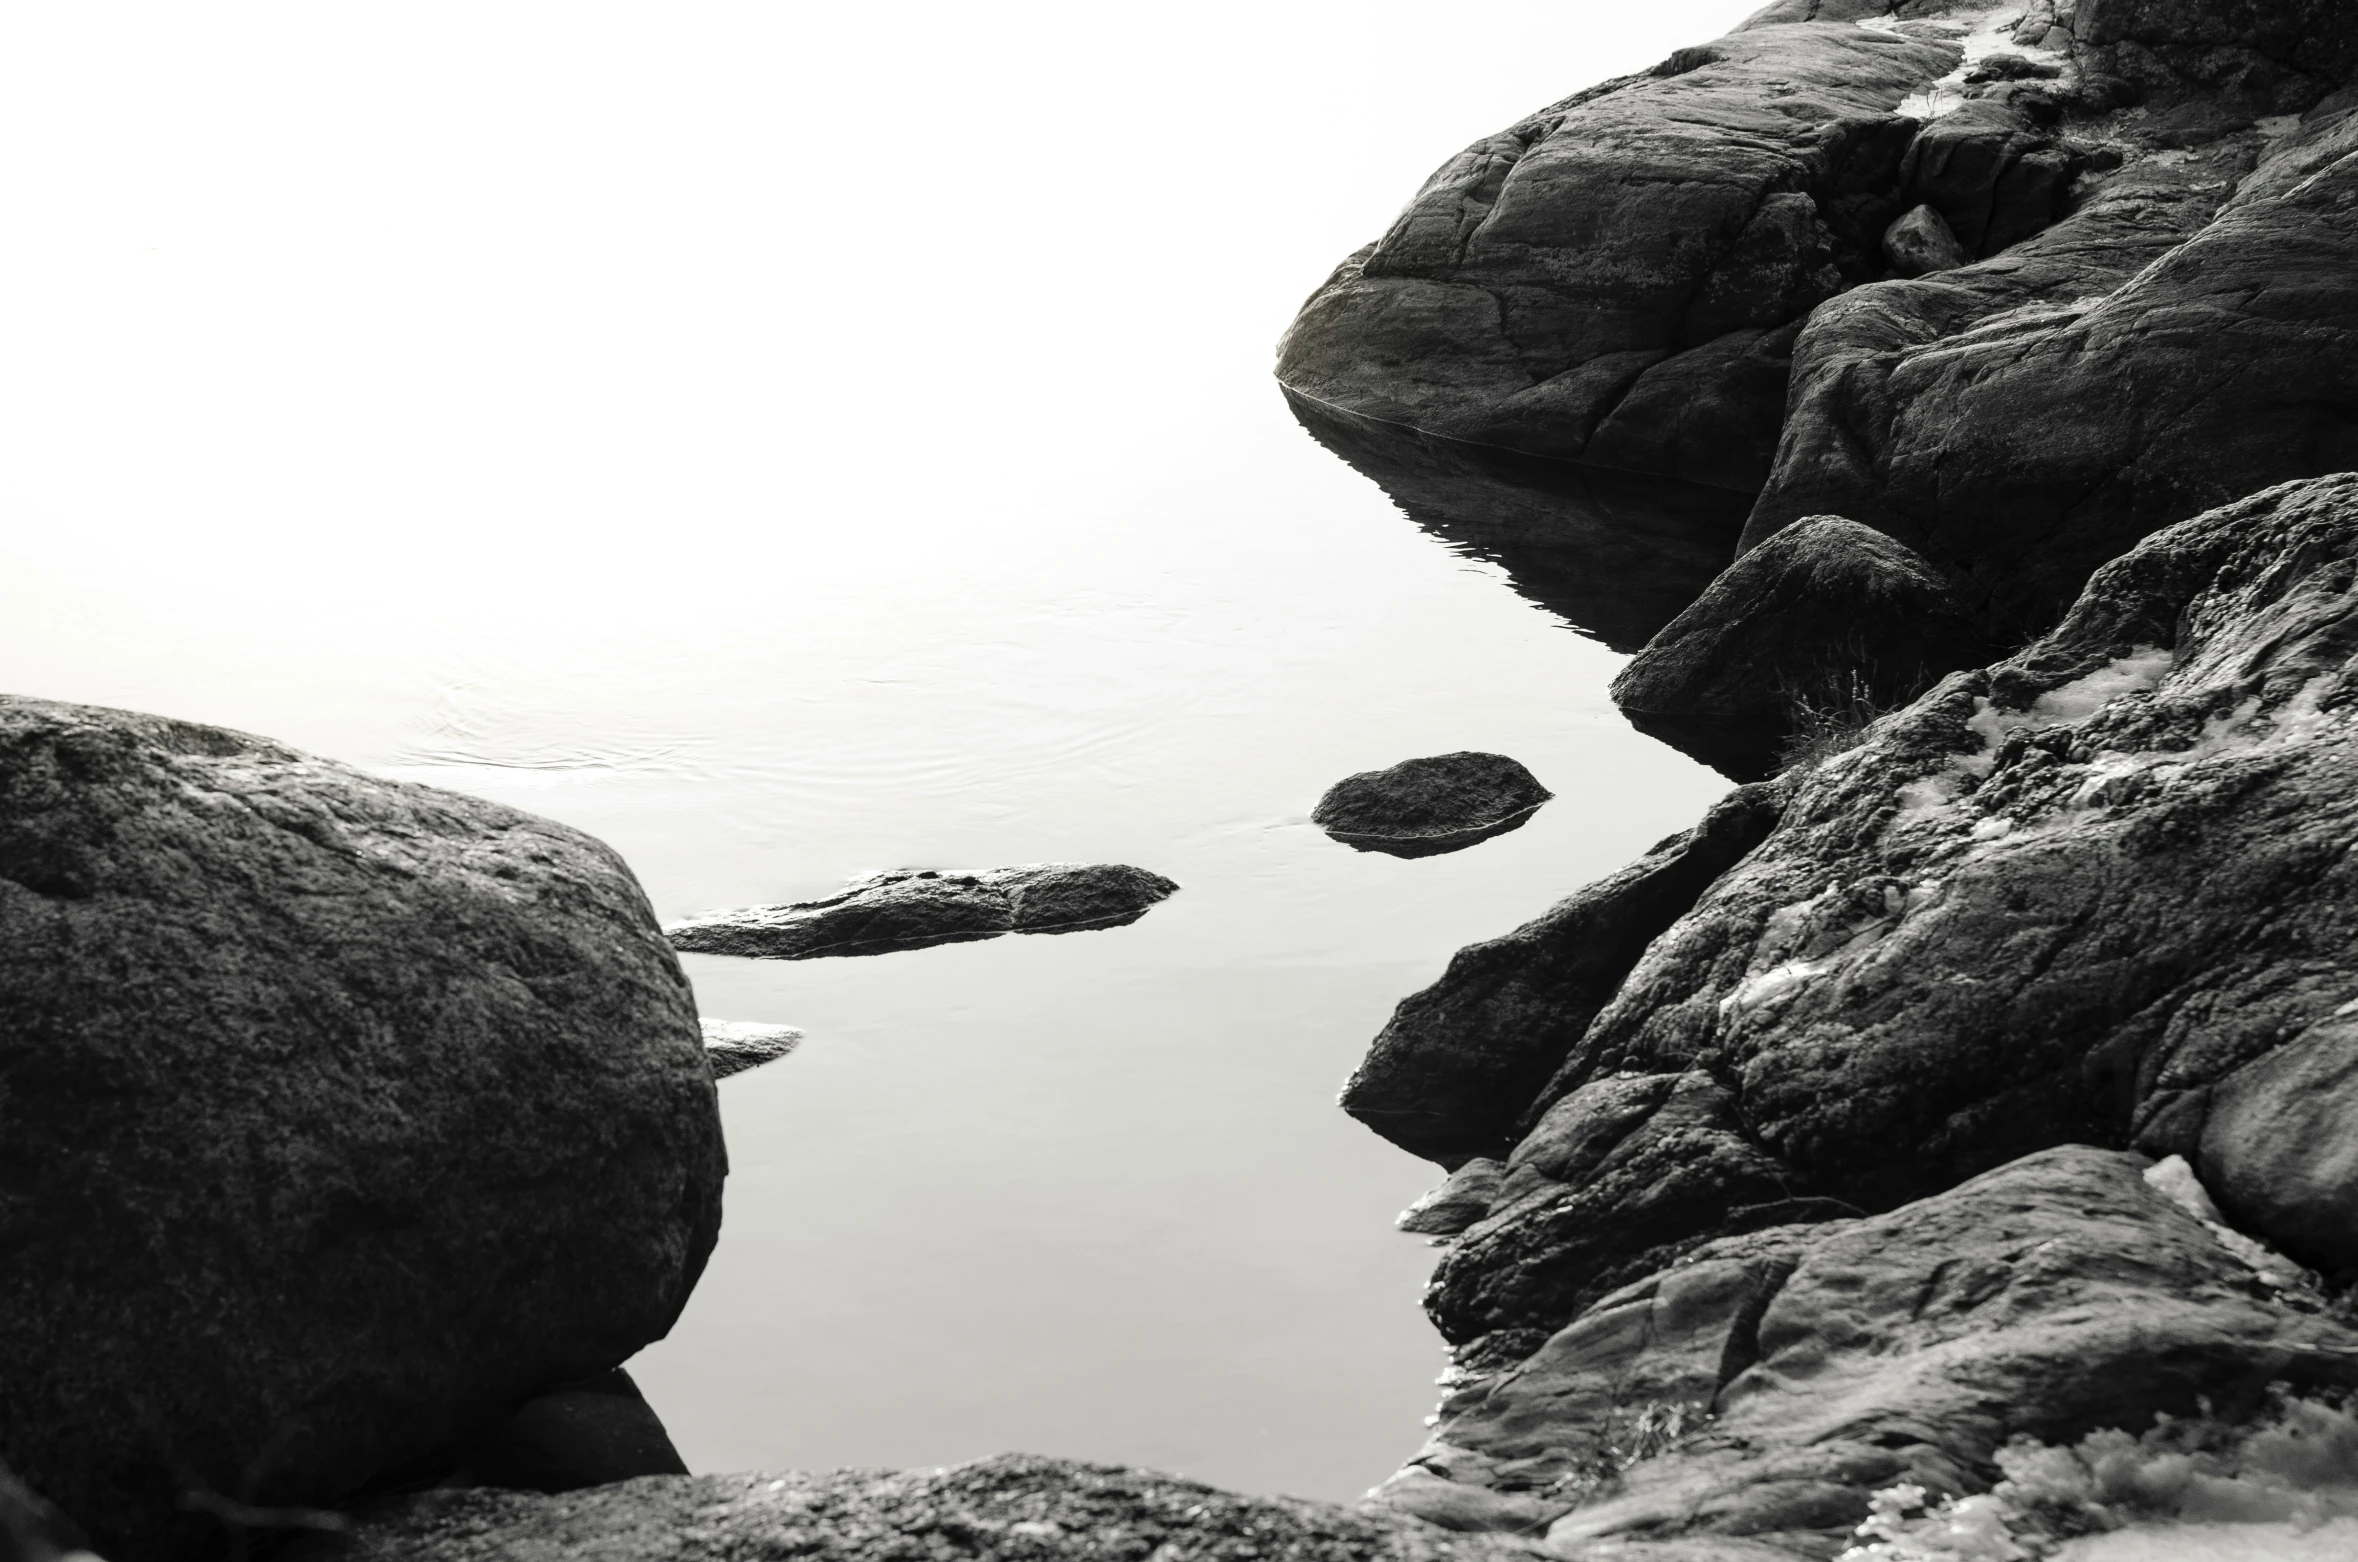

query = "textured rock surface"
(699, 1018), (803, 1078)
(1610, 514), (1997, 779)
(1313, 752), (1553, 858)
(0, 696), (725, 1562)
(1374, 1148), (2358, 1554)
(1419, 474), (2358, 1353)
(298, 1454), (1547, 1562)
(1879, 202), (1968, 275)
(667, 864), (1178, 959)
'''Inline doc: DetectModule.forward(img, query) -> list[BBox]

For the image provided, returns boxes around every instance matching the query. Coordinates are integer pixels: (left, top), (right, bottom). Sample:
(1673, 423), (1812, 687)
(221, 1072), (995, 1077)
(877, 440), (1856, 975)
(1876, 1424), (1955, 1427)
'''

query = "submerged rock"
(0, 697), (724, 1562)
(298, 1453), (1539, 1562)
(666, 863), (1178, 960)
(1610, 515), (1997, 780)
(1313, 752), (1553, 858)
(699, 1019), (803, 1079)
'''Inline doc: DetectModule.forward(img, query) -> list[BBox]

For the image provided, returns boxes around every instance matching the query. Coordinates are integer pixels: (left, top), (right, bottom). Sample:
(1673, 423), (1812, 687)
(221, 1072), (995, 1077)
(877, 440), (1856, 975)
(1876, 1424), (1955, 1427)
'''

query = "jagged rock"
(1610, 515), (1997, 779)
(1398, 1159), (1505, 1238)
(1343, 784), (1784, 1165)
(0, 696), (725, 1562)
(1879, 202), (1969, 275)
(455, 1370), (687, 1496)
(1374, 1147), (2358, 1555)
(1313, 753), (1553, 858)
(295, 1453), (1543, 1562)
(1418, 473), (2358, 1347)
(1276, 11), (1965, 488)
(666, 864), (1178, 960)
(699, 1019), (803, 1079)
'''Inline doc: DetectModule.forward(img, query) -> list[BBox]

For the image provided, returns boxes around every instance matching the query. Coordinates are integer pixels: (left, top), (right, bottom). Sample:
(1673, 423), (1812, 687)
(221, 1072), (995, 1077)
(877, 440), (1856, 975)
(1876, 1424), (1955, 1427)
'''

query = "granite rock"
(0, 697), (724, 1562)
(1314, 753), (1553, 858)
(667, 863), (1178, 960)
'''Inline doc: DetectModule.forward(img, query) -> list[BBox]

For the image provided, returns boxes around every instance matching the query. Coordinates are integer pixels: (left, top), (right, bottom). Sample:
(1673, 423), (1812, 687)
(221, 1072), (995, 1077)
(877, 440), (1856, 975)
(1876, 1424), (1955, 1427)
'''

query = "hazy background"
(0, 0), (1747, 1502)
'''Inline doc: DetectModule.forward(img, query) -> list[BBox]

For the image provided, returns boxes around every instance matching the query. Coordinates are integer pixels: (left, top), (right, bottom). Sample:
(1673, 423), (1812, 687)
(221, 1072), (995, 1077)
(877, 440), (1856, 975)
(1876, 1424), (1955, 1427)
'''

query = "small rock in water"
(1312, 752), (1551, 858)
(700, 1020), (803, 1079)
(1882, 202), (1970, 277)
(1397, 1158), (1504, 1237)
(665, 863), (1179, 960)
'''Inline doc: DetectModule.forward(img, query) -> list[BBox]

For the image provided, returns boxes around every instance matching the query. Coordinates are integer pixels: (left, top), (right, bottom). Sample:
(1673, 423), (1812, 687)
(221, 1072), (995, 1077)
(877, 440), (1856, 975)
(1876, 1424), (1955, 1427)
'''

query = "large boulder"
(0, 696), (725, 1562)
(1610, 514), (1997, 779)
(1359, 473), (2358, 1353)
(1371, 1147), (2358, 1555)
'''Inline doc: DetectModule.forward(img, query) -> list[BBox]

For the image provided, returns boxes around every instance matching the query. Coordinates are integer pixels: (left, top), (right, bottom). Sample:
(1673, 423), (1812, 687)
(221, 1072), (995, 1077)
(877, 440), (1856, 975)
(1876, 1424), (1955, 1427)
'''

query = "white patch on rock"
(2143, 1154), (2311, 1292)
(1721, 958), (1832, 1017)
(1885, 6), (2063, 121)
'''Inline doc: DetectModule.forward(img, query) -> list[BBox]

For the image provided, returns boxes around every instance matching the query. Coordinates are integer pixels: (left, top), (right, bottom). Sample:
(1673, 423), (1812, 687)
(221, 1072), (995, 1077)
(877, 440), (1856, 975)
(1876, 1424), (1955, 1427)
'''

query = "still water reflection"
(0, 0), (1745, 1506)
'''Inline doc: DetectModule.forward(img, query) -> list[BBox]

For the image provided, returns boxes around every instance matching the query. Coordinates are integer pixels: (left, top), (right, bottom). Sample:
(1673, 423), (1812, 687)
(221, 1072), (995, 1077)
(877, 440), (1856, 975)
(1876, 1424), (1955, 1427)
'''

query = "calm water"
(0, 0), (1742, 1503)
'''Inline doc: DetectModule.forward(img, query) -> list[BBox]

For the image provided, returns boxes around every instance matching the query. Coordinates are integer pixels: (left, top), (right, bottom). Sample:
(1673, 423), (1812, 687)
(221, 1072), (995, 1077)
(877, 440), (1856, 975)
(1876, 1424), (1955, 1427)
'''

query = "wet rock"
(1879, 203), (1968, 276)
(1610, 515), (1997, 780)
(1313, 752), (1553, 858)
(1343, 784), (1784, 1165)
(1380, 1148), (2358, 1554)
(1276, 12), (1961, 487)
(0, 697), (725, 1562)
(1420, 473), (2358, 1344)
(297, 1453), (1540, 1562)
(456, 1370), (688, 1496)
(666, 863), (1178, 960)
(1398, 1159), (1505, 1238)
(699, 1019), (803, 1079)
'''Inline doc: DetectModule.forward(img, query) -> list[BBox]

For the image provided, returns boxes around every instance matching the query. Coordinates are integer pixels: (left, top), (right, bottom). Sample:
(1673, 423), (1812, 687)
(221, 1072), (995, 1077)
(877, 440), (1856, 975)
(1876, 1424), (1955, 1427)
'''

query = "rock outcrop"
(1313, 753), (1554, 858)
(666, 864), (1178, 960)
(1341, 474), (2358, 1550)
(0, 697), (725, 1562)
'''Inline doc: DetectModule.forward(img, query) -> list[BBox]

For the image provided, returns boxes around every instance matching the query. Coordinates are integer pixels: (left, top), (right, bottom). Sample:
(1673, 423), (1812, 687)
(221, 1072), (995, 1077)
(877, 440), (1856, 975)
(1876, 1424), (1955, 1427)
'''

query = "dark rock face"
(1276, 14), (1961, 490)
(0, 697), (725, 1562)
(667, 863), (1178, 960)
(299, 1454), (1543, 1562)
(1342, 784), (1784, 1165)
(1610, 515), (1998, 779)
(1375, 1147), (2358, 1552)
(1392, 474), (2358, 1357)
(1313, 752), (1553, 858)
(456, 1370), (688, 1496)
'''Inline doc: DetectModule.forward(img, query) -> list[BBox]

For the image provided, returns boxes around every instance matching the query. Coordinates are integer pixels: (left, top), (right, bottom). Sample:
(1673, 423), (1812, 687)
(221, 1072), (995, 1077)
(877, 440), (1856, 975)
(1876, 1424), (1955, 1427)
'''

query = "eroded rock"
(1314, 752), (1553, 858)
(0, 697), (724, 1562)
(666, 864), (1178, 960)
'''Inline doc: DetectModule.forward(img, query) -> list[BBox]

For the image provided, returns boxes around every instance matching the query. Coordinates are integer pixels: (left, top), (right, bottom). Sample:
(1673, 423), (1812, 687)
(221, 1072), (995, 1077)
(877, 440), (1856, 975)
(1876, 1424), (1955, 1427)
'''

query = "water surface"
(0, 0), (1745, 1503)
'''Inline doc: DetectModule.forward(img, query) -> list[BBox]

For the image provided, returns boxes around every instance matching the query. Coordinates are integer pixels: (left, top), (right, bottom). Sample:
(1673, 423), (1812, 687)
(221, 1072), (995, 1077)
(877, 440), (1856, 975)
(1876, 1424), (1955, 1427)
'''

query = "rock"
(1398, 1159), (1505, 1238)
(1276, 11), (1963, 487)
(1609, 515), (1997, 779)
(0, 1464), (93, 1562)
(666, 863), (1178, 960)
(1413, 473), (2358, 1346)
(295, 1453), (1542, 1562)
(1879, 203), (1968, 276)
(1343, 783), (1783, 1165)
(1313, 752), (1553, 858)
(699, 1019), (803, 1079)
(1378, 1148), (2358, 1553)
(456, 1370), (689, 1495)
(0, 696), (725, 1562)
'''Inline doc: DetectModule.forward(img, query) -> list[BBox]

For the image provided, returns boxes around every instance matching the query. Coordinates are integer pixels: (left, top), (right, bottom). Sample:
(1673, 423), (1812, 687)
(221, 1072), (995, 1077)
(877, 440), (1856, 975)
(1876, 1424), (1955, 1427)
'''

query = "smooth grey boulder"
(0, 697), (725, 1562)
(666, 863), (1178, 960)
(296, 1453), (1543, 1562)
(1610, 515), (1998, 780)
(699, 1019), (803, 1079)
(1416, 473), (2358, 1348)
(1375, 1147), (2358, 1554)
(1880, 202), (1969, 275)
(1314, 752), (1553, 858)
(1343, 783), (1783, 1165)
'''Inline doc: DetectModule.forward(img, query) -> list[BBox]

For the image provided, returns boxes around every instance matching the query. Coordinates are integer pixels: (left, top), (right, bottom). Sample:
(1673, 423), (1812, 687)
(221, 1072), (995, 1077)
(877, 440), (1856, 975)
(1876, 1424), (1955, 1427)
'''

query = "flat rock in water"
(1313, 752), (1552, 858)
(665, 863), (1178, 959)
(0, 696), (724, 1562)
(699, 1019), (803, 1079)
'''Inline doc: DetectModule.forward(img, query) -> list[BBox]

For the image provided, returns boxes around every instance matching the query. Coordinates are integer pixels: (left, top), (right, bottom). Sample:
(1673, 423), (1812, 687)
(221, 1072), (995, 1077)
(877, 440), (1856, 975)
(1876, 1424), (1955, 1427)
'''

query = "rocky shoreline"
(9, 0), (2358, 1557)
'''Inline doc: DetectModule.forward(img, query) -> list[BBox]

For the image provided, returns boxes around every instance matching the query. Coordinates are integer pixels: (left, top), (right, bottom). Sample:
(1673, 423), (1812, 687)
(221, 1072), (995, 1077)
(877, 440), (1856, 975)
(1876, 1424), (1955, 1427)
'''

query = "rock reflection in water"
(1282, 388), (1748, 655)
